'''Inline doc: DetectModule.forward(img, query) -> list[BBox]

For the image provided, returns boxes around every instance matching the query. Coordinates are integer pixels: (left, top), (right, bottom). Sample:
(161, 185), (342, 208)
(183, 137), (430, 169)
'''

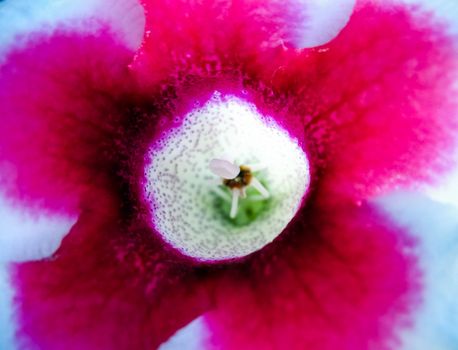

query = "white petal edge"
(294, 0), (356, 48)
(0, 265), (16, 350)
(376, 192), (458, 350)
(0, 194), (76, 262)
(159, 316), (209, 350)
(392, 1), (458, 208)
(425, 151), (458, 209)
(397, 0), (458, 34)
(0, 0), (145, 57)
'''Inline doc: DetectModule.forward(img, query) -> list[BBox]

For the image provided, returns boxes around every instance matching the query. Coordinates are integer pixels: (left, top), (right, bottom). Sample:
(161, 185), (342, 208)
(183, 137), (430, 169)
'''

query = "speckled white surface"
(145, 93), (310, 261)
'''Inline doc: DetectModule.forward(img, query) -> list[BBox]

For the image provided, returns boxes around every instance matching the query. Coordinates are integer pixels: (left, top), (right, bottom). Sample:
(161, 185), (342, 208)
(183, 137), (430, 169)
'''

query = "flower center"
(144, 92), (310, 262)
(209, 159), (271, 224)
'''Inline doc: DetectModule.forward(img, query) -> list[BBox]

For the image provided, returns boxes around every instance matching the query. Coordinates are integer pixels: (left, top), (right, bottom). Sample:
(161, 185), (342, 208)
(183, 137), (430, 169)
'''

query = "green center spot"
(212, 177), (272, 227)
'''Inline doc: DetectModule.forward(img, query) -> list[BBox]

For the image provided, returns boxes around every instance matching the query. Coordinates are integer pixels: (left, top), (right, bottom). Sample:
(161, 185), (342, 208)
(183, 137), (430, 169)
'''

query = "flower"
(0, 0), (457, 349)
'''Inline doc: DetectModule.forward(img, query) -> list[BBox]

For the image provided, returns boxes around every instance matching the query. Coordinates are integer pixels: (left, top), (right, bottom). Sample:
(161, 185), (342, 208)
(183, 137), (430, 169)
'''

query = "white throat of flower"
(144, 92), (310, 261)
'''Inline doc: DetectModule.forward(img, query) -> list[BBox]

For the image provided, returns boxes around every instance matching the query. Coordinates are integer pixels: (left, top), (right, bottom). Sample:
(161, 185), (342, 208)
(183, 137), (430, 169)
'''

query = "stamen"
(209, 158), (271, 219)
(250, 177), (270, 198)
(230, 189), (240, 218)
(209, 158), (240, 179)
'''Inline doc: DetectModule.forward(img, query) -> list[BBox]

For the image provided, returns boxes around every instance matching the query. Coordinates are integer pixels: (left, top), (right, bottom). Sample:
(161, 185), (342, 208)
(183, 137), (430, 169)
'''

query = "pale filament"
(230, 189), (240, 219)
(250, 177), (269, 198)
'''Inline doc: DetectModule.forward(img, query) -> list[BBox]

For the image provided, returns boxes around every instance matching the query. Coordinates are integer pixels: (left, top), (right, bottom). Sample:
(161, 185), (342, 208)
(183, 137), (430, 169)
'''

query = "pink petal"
(13, 191), (214, 350)
(0, 29), (142, 214)
(205, 192), (419, 350)
(6, 2), (457, 350)
(133, 0), (310, 84)
(264, 2), (458, 198)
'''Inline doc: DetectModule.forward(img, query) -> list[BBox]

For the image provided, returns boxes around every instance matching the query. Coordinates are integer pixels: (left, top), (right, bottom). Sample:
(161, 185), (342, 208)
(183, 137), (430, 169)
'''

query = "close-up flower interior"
(0, 0), (458, 349)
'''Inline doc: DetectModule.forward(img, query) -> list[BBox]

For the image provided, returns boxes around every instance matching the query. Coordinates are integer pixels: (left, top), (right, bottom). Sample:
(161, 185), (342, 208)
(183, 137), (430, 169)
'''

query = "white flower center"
(144, 92), (310, 261)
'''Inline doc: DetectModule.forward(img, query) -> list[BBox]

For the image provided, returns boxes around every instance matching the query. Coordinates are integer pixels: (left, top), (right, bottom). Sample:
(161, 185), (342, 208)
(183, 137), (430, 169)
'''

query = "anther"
(230, 189), (240, 218)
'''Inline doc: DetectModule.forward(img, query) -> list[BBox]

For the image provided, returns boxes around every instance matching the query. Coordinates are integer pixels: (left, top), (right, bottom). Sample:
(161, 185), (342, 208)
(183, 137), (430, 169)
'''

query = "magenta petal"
(5, 2), (457, 350)
(13, 192), (214, 350)
(133, 0), (309, 85)
(0, 29), (140, 213)
(205, 193), (419, 350)
(265, 3), (458, 197)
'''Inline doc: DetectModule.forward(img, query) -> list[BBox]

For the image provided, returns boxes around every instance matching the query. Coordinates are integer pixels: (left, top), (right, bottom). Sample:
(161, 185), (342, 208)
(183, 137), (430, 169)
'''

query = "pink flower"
(0, 0), (457, 349)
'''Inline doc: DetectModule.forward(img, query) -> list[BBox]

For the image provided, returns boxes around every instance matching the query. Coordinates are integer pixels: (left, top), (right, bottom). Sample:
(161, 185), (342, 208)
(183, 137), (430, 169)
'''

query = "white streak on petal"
(398, 0), (458, 209)
(0, 0), (145, 56)
(398, 0), (458, 34)
(295, 0), (356, 48)
(425, 154), (458, 209)
(0, 265), (16, 350)
(230, 189), (240, 219)
(209, 159), (240, 179)
(0, 194), (76, 262)
(159, 316), (209, 350)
